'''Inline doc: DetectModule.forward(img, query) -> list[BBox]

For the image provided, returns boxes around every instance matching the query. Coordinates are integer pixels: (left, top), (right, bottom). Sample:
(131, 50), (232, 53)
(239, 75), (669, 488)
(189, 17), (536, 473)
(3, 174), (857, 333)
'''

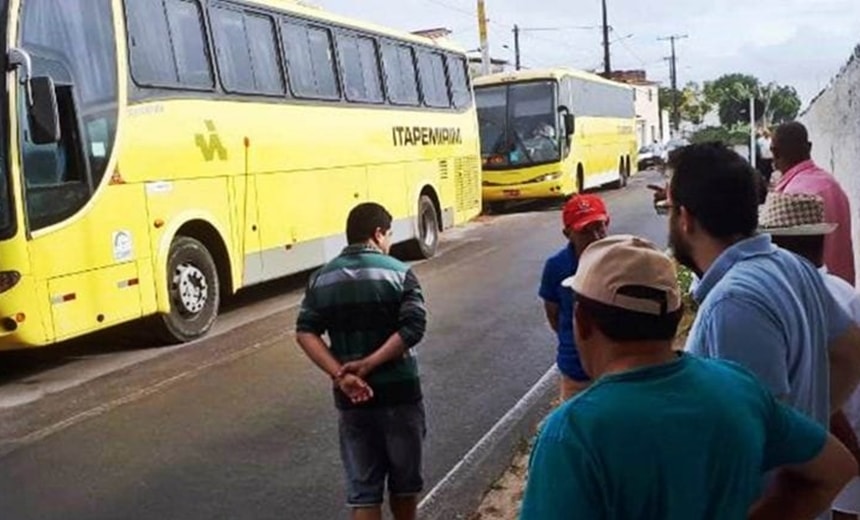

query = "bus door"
(14, 0), (146, 340)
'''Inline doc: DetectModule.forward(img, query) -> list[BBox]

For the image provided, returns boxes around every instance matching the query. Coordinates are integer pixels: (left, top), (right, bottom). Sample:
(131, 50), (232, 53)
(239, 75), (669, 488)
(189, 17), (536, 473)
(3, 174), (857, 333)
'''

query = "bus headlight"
(541, 172), (563, 182)
(0, 271), (21, 294)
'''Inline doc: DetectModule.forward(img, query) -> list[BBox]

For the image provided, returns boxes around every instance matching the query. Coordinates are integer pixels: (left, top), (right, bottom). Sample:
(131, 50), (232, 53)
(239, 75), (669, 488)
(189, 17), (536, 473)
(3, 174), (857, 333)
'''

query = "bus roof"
(473, 67), (632, 90)
(244, 0), (467, 53)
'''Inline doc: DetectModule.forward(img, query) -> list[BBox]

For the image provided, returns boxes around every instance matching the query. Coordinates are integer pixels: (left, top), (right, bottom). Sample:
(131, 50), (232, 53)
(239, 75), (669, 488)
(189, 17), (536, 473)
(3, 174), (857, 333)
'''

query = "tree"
(703, 73), (801, 128)
(690, 125), (750, 146)
(766, 84), (802, 125)
(703, 73), (759, 127)
(659, 82), (711, 127)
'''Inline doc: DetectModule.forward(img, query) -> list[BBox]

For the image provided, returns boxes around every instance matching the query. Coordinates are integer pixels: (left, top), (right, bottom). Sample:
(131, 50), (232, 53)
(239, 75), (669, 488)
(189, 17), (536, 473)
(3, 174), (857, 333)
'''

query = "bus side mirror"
(563, 113), (575, 137)
(28, 76), (61, 145)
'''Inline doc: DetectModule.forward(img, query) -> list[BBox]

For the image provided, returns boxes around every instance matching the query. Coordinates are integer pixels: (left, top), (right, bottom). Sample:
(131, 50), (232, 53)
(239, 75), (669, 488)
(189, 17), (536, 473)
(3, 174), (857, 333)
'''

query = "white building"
(611, 70), (664, 148)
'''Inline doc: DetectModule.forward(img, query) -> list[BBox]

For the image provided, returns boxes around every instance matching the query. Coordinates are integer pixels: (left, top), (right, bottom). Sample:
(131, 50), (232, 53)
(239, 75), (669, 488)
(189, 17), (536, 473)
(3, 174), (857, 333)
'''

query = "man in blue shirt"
(539, 194), (609, 400)
(521, 235), (856, 520)
(666, 143), (860, 428)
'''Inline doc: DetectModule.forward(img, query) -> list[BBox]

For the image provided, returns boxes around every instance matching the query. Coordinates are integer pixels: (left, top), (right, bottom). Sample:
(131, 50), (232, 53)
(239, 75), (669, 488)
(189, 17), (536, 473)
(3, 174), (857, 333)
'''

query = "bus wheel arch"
(402, 187), (441, 260)
(155, 220), (232, 344)
(175, 220), (234, 297)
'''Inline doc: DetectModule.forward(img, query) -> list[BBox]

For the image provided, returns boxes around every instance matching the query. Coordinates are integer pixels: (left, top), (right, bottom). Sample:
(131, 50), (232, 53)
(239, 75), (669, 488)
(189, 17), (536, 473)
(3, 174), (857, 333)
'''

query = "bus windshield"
(476, 81), (560, 170)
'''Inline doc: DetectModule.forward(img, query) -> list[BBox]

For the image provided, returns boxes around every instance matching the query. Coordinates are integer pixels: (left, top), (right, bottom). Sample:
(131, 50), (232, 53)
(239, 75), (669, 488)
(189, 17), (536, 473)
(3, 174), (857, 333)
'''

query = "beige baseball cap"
(562, 235), (681, 316)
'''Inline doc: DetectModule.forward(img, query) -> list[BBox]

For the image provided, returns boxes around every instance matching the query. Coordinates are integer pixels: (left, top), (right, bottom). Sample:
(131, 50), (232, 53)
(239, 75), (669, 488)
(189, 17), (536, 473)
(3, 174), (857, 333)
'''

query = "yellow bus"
(0, 0), (481, 348)
(474, 68), (636, 207)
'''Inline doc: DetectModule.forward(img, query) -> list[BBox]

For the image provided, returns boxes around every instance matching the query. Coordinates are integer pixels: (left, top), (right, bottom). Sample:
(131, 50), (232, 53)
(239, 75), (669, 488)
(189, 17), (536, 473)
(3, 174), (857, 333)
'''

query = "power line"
(417, 0), (602, 71)
(611, 28), (646, 68)
(422, 0), (475, 17)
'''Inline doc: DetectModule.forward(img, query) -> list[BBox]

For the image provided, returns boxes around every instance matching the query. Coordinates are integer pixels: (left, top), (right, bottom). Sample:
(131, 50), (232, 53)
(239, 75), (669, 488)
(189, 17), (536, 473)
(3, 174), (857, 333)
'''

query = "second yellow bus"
(474, 68), (637, 207)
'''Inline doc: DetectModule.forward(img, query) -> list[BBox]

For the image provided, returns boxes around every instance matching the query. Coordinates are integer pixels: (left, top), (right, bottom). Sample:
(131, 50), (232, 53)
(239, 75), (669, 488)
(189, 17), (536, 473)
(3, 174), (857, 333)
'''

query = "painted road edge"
(418, 365), (559, 520)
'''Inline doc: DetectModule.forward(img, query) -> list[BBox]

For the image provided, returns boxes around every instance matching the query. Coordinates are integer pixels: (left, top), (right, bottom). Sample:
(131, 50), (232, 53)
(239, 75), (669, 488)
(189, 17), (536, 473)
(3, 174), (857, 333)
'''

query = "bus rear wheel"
(576, 166), (585, 194)
(403, 195), (440, 260)
(612, 158), (628, 189)
(157, 236), (220, 344)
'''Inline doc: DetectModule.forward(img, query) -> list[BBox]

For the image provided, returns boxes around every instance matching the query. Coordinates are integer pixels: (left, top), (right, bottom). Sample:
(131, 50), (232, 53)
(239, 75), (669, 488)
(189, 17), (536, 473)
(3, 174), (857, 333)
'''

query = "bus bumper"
(482, 180), (572, 202)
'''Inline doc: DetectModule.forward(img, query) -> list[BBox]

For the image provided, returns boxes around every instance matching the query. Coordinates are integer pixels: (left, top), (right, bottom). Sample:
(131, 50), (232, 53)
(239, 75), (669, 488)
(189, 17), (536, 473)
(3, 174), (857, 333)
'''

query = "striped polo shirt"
(296, 244), (427, 409)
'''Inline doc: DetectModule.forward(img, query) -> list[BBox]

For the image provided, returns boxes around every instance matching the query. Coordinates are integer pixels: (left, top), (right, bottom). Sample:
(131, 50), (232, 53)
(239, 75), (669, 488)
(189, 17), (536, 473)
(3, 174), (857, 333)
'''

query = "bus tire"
(612, 158), (627, 189)
(157, 236), (220, 344)
(576, 166), (585, 194)
(404, 195), (440, 260)
(483, 201), (506, 215)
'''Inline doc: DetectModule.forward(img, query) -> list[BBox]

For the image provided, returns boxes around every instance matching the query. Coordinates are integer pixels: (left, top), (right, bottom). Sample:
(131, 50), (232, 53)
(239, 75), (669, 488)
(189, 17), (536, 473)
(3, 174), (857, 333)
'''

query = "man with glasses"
(668, 143), (860, 432)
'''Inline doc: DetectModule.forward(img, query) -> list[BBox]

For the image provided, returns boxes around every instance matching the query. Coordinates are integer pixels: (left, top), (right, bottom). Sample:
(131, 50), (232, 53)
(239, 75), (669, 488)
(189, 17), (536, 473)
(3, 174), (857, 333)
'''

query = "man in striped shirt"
(296, 202), (427, 520)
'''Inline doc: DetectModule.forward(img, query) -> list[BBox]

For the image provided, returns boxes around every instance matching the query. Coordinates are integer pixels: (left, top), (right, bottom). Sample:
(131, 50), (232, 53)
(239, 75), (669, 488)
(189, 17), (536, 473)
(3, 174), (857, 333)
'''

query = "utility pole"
(513, 25), (521, 70)
(749, 95), (757, 168)
(658, 34), (688, 134)
(601, 0), (611, 77)
(477, 0), (490, 75)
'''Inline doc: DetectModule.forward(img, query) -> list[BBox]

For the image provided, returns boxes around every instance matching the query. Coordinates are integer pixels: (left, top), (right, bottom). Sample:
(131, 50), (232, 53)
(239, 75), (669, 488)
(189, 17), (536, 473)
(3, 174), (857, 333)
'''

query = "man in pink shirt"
(773, 122), (855, 285)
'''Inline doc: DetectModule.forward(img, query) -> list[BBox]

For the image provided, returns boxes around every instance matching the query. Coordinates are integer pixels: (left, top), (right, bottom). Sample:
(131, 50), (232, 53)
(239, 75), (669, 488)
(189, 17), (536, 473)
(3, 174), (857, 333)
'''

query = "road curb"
(418, 366), (558, 520)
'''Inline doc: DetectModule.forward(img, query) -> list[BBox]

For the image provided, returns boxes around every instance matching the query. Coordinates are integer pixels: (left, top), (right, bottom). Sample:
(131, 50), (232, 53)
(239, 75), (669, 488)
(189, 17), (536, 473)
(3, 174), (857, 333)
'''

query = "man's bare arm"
(340, 333), (409, 379)
(544, 301), (560, 333)
(295, 332), (373, 403)
(829, 324), (860, 411)
(295, 332), (343, 379)
(749, 432), (856, 520)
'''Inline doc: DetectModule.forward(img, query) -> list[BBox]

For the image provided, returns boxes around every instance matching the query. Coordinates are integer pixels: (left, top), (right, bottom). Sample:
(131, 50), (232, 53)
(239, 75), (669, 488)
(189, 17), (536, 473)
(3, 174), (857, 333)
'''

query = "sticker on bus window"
(91, 142), (106, 158)
(113, 231), (134, 262)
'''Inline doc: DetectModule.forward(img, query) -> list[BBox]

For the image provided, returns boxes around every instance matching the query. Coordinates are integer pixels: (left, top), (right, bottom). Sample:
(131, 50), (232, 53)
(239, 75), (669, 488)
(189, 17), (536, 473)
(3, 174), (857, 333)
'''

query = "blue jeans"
(338, 401), (426, 507)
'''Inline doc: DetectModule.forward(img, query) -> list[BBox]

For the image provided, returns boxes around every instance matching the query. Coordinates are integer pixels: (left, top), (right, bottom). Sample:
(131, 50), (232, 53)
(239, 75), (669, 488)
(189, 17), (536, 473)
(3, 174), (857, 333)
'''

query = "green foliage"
(659, 82), (711, 126)
(702, 73), (801, 128)
(689, 125), (750, 146)
(675, 261), (699, 345)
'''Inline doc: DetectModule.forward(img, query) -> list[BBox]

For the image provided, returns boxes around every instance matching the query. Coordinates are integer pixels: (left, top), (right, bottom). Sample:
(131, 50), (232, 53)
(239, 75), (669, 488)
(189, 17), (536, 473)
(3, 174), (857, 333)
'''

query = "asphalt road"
(0, 169), (668, 520)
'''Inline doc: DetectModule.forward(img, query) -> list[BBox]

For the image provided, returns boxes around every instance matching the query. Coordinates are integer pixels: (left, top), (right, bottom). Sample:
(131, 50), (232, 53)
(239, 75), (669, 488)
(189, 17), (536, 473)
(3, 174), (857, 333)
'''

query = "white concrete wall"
(633, 84), (661, 147)
(800, 45), (860, 283)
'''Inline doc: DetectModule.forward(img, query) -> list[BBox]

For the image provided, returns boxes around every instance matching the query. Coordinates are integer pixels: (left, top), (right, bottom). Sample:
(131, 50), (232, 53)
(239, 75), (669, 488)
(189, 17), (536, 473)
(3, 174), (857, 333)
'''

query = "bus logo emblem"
(195, 120), (228, 162)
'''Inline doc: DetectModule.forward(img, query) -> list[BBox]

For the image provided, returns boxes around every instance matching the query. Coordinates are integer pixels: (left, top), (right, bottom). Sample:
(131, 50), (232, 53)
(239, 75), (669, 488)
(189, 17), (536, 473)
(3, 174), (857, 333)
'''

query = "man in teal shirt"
(520, 235), (855, 520)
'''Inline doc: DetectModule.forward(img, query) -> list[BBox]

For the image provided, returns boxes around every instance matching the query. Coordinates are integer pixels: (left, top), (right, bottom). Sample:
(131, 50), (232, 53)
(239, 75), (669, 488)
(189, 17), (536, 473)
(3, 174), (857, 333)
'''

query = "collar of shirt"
(693, 235), (777, 304)
(775, 159), (817, 191)
(341, 244), (382, 256)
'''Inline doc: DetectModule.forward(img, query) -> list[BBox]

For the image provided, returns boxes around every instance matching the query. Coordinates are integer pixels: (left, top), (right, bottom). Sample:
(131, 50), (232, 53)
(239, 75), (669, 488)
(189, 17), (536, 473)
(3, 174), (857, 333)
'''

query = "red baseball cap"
(563, 194), (610, 232)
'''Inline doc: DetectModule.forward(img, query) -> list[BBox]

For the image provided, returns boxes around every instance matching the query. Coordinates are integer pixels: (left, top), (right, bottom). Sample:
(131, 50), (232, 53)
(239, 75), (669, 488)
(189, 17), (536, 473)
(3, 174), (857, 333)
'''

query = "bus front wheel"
(403, 195), (440, 259)
(157, 236), (220, 344)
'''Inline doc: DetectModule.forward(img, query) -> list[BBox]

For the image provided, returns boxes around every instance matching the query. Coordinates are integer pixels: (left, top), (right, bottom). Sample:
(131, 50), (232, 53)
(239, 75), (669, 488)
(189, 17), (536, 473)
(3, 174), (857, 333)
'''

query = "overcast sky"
(315, 0), (860, 106)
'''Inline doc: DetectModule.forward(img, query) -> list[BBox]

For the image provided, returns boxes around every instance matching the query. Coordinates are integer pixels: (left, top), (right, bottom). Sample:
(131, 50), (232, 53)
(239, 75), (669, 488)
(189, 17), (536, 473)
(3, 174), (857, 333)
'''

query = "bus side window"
(417, 50), (451, 109)
(210, 6), (255, 93)
(127, 0), (214, 90)
(336, 33), (384, 104)
(211, 8), (285, 96)
(165, 0), (214, 89)
(380, 43), (419, 106)
(281, 20), (340, 100)
(446, 55), (471, 109)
